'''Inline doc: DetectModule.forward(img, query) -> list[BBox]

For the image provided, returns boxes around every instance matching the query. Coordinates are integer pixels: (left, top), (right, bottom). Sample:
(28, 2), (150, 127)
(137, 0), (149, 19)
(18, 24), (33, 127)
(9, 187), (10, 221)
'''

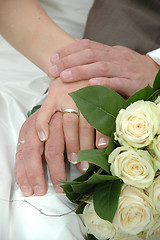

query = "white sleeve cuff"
(147, 48), (160, 66)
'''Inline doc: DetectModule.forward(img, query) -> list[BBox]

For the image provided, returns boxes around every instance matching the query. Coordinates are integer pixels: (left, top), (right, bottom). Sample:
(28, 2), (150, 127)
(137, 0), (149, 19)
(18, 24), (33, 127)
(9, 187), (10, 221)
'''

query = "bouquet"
(61, 70), (160, 240)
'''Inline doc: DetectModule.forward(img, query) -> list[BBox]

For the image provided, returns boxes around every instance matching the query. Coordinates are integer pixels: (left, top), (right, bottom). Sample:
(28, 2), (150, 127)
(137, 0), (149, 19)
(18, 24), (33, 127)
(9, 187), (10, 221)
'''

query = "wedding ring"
(62, 109), (79, 117)
(18, 140), (25, 146)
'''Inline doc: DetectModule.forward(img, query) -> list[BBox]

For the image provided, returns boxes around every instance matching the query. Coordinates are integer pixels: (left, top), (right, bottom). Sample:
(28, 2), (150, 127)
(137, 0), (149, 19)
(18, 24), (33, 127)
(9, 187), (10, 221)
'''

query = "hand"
(49, 39), (159, 97)
(15, 78), (109, 197)
(15, 110), (67, 196)
(36, 78), (109, 168)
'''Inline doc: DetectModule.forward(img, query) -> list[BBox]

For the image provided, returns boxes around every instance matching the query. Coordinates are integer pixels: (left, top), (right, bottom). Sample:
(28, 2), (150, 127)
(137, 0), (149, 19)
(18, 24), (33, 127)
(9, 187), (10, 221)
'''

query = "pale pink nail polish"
(68, 153), (78, 164)
(98, 137), (108, 147)
(82, 161), (89, 171)
(38, 131), (47, 141)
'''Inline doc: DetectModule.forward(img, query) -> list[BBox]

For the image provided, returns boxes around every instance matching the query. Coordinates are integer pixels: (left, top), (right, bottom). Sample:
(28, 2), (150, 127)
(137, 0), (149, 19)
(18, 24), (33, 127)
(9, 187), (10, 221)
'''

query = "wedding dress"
(0, 1), (94, 239)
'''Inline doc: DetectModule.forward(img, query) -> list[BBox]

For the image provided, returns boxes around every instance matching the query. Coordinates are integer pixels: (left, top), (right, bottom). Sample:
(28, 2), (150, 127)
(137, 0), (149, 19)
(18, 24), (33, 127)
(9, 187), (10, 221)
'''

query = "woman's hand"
(15, 78), (109, 196)
(49, 39), (159, 97)
(36, 78), (109, 167)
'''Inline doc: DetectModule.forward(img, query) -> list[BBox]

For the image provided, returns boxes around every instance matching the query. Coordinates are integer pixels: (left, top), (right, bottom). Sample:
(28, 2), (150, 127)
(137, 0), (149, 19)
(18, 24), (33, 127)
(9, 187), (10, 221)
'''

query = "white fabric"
(147, 48), (160, 66)
(0, 1), (94, 239)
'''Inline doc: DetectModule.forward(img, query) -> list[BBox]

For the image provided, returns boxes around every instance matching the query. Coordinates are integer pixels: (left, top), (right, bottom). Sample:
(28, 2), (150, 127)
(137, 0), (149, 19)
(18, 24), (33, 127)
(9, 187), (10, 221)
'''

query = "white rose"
(114, 100), (160, 148)
(146, 215), (160, 240)
(149, 135), (160, 171)
(108, 146), (155, 188)
(148, 175), (160, 214)
(113, 185), (154, 235)
(111, 232), (145, 240)
(83, 202), (115, 239)
(154, 95), (160, 106)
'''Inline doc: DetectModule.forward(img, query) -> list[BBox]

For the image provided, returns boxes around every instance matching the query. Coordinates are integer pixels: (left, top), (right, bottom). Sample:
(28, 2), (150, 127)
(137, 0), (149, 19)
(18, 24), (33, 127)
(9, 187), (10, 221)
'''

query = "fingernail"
(33, 185), (44, 196)
(89, 78), (100, 85)
(82, 161), (89, 172)
(51, 53), (59, 63)
(21, 185), (33, 196)
(61, 69), (72, 81)
(49, 65), (58, 76)
(54, 184), (64, 193)
(38, 131), (47, 141)
(68, 153), (78, 164)
(98, 137), (108, 147)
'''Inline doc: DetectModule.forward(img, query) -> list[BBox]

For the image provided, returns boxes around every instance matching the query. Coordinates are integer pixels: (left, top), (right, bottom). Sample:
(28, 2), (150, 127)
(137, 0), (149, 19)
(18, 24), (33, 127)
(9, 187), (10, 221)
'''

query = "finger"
(49, 48), (109, 79)
(21, 114), (47, 196)
(36, 99), (57, 142)
(96, 131), (109, 149)
(63, 110), (79, 165)
(59, 61), (122, 83)
(89, 77), (133, 97)
(77, 114), (95, 173)
(15, 127), (33, 196)
(50, 39), (111, 63)
(45, 112), (65, 193)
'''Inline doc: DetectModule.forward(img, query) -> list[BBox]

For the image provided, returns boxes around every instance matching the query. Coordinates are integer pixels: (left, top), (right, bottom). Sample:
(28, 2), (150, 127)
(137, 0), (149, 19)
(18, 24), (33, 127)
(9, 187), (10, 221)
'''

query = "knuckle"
(22, 143), (40, 157)
(84, 48), (96, 62)
(45, 144), (63, 162)
(81, 39), (91, 49)
(97, 61), (108, 74)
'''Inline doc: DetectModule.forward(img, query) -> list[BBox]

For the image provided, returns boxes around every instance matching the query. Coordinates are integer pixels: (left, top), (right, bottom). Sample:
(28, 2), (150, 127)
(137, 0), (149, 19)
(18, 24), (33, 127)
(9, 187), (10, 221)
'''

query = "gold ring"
(62, 109), (79, 117)
(18, 140), (25, 146)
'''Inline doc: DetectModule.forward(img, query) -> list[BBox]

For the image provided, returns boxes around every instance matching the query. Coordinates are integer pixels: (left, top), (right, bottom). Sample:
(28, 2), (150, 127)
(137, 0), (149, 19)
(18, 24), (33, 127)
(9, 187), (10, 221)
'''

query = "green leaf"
(153, 69), (160, 91)
(70, 86), (127, 136)
(127, 85), (153, 105)
(105, 133), (116, 156)
(78, 149), (110, 173)
(27, 105), (41, 117)
(72, 182), (95, 195)
(87, 172), (119, 184)
(61, 184), (80, 202)
(93, 180), (121, 222)
(87, 234), (97, 240)
(147, 89), (160, 102)
(75, 202), (87, 214)
(62, 172), (118, 195)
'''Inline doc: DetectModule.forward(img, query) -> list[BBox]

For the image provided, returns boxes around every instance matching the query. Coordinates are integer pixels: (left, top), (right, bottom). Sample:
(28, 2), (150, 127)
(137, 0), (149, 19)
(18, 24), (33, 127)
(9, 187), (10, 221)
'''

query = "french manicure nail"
(61, 69), (72, 81)
(49, 65), (58, 75)
(51, 53), (59, 63)
(82, 161), (89, 172)
(98, 137), (108, 147)
(68, 153), (78, 164)
(38, 131), (47, 141)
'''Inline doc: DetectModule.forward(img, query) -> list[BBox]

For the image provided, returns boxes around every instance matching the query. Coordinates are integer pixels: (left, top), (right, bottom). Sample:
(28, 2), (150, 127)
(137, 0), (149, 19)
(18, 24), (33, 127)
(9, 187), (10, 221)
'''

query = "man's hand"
(49, 39), (159, 97)
(15, 110), (66, 196)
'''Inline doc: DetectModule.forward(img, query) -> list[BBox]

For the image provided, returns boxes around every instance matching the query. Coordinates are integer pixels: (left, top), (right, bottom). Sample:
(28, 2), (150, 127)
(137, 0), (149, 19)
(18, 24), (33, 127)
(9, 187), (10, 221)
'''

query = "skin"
(2, 1), (159, 196)
(0, 0), (107, 196)
(48, 39), (160, 97)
